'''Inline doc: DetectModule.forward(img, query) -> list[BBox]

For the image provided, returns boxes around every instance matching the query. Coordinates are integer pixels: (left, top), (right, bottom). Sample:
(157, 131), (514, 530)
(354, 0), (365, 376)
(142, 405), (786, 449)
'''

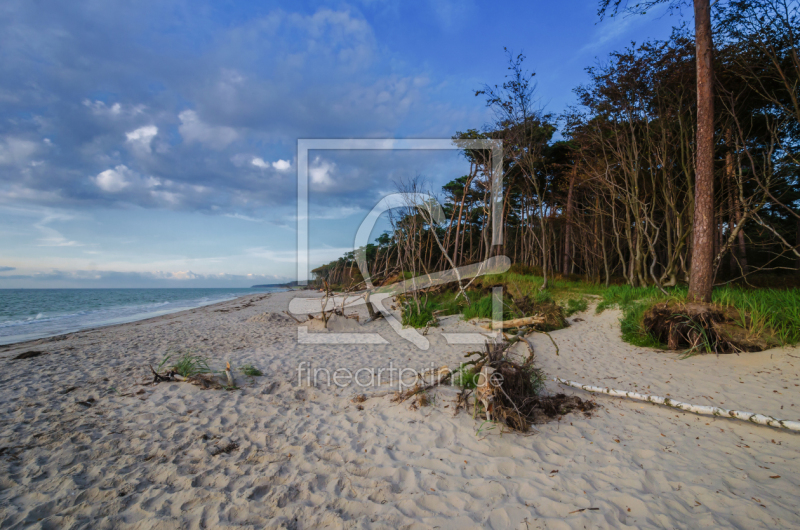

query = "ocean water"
(0, 287), (286, 345)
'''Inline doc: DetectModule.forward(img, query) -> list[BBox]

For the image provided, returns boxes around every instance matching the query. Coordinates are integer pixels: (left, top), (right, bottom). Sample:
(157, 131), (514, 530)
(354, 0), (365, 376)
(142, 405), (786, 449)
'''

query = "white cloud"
(178, 110), (238, 149)
(251, 157), (269, 169)
(251, 157), (291, 171)
(82, 100), (145, 117)
(272, 159), (291, 171)
(94, 165), (132, 192)
(225, 213), (262, 222)
(34, 212), (83, 247)
(309, 156), (335, 188)
(150, 190), (181, 204)
(0, 137), (39, 166)
(144, 176), (161, 188)
(125, 125), (158, 154)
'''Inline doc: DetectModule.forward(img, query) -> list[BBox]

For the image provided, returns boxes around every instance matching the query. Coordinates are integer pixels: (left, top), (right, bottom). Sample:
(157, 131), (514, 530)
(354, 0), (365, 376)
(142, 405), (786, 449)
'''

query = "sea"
(0, 287), (287, 346)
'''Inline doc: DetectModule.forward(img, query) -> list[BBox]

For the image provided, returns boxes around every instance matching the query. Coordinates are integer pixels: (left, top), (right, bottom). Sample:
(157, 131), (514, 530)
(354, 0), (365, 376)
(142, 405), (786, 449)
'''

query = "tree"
(599, 0), (716, 301)
(477, 49), (556, 288)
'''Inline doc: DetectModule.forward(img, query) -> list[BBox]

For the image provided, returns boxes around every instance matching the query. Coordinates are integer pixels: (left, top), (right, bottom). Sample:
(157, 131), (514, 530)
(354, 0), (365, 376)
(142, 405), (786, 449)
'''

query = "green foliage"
(453, 365), (480, 389)
(401, 301), (435, 328)
(713, 287), (800, 346)
(563, 297), (588, 317)
(528, 366), (547, 396)
(158, 352), (213, 378)
(595, 285), (671, 313)
(240, 364), (263, 377)
(595, 284), (800, 348)
(397, 272), (800, 347)
(461, 294), (497, 320)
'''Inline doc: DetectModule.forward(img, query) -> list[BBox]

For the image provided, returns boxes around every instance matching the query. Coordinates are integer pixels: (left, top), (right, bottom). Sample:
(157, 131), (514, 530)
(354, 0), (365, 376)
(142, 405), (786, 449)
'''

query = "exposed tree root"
(643, 301), (775, 353)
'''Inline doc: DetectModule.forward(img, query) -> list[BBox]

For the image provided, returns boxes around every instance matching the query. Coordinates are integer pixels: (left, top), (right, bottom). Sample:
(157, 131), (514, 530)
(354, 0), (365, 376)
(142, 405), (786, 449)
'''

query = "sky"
(0, 0), (688, 288)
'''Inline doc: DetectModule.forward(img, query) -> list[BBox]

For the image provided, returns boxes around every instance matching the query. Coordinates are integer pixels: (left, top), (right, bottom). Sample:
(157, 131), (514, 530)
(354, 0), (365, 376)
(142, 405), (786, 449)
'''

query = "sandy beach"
(1, 290), (799, 529)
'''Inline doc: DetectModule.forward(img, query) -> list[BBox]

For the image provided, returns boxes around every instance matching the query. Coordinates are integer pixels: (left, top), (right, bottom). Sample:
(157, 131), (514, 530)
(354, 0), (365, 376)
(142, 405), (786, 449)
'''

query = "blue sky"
(0, 0), (687, 288)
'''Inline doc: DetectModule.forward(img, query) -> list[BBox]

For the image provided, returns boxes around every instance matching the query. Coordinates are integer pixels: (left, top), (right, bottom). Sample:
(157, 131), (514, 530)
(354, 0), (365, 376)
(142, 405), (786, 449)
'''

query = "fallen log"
(283, 310), (304, 323)
(481, 315), (545, 330)
(556, 378), (800, 432)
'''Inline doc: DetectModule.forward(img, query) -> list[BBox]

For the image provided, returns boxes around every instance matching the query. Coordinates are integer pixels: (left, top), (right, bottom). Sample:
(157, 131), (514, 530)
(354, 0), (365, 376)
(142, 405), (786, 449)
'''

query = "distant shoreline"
(251, 281), (303, 288)
(0, 289), (284, 347)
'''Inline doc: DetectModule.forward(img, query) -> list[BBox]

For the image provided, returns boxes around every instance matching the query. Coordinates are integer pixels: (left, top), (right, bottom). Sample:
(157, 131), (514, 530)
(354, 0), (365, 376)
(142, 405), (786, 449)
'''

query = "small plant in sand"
(239, 364), (263, 377)
(157, 352), (213, 378)
(452, 366), (480, 389)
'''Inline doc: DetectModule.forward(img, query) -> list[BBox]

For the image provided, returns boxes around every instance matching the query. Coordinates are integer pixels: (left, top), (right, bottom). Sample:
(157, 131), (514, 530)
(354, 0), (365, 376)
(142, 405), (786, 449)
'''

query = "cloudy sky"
(0, 0), (684, 288)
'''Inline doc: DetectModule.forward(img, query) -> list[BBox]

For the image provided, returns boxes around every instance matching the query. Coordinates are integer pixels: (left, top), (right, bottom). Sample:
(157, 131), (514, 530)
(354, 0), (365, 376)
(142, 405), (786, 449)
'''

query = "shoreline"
(0, 289), (288, 350)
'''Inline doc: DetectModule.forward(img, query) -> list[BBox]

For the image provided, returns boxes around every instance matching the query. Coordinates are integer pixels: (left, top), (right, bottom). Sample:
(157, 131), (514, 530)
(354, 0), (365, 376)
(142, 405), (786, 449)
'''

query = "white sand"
(1, 290), (799, 529)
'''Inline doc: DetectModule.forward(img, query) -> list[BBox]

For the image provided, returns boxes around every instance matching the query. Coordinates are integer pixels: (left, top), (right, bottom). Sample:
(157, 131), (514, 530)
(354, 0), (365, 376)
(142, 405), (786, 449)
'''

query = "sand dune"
(1, 290), (798, 529)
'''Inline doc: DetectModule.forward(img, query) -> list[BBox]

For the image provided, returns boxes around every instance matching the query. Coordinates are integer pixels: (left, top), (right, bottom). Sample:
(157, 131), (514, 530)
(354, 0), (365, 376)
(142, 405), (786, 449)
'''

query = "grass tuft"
(563, 297), (588, 317)
(158, 352), (213, 377)
(452, 365), (480, 389)
(240, 364), (263, 377)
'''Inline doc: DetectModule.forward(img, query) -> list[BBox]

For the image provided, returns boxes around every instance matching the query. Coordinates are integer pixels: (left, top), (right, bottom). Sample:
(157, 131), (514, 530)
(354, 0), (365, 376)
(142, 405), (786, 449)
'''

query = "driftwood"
(481, 315), (545, 330)
(475, 366), (498, 421)
(148, 364), (232, 390)
(392, 365), (453, 404)
(225, 361), (235, 387)
(557, 378), (800, 431)
(149, 364), (173, 383)
(283, 310), (304, 323)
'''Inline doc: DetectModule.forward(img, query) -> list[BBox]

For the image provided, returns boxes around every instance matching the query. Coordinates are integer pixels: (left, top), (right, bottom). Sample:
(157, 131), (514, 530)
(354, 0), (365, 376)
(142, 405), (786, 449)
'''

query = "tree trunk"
(725, 135), (737, 275)
(688, 0), (715, 302)
(796, 216), (800, 270)
(562, 164), (577, 275)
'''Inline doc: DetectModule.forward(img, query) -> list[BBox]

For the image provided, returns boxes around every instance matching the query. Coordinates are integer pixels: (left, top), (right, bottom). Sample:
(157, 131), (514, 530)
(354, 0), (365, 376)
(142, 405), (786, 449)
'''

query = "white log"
(556, 377), (800, 431)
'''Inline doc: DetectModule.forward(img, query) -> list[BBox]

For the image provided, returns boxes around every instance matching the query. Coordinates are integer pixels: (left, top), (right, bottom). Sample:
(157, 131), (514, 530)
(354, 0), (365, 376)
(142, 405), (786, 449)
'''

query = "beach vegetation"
(239, 364), (263, 377)
(158, 352), (214, 378)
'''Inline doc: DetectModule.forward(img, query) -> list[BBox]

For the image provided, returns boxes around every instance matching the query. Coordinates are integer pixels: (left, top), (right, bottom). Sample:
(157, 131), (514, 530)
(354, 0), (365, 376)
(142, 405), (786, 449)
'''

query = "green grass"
(452, 365), (480, 389)
(594, 284), (800, 348)
(563, 297), (588, 317)
(713, 287), (800, 345)
(461, 294), (498, 320)
(395, 271), (800, 348)
(158, 352), (214, 377)
(401, 300), (436, 328)
(240, 364), (263, 377)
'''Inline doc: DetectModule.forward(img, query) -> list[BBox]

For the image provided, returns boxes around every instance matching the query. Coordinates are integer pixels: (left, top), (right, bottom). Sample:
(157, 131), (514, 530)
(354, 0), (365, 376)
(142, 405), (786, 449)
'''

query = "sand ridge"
(0, 290), (798, 529)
